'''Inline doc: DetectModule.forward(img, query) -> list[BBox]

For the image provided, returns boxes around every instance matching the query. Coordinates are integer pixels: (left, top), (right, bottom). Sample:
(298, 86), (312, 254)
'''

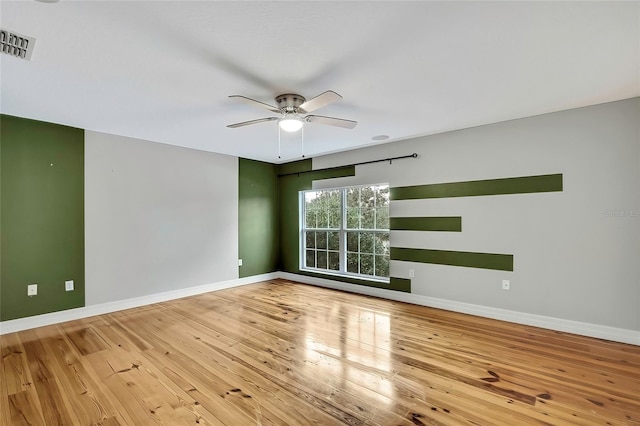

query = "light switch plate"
(65, 280), (74, 291)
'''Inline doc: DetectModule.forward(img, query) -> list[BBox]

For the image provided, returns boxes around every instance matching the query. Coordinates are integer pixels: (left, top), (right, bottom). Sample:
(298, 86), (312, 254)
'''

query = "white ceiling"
(1, 1), (639, 163)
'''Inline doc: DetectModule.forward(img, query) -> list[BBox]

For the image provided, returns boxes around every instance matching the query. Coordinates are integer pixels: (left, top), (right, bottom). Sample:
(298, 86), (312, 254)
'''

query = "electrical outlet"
(409, 269), (415, 278)
(65, 280), (74, 291)
(27, 284), (38, 296)
(238, 258), (243, 266)
(502, 279), (510, 290)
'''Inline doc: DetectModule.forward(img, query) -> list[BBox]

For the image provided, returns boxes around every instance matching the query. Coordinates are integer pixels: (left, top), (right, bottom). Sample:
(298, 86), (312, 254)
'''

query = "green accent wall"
(276, 160), (359, 275)
(238, 158), (279, 278)
(1, 115), (85, 321)
(235, 154), (416, 293)
(237, 158), (356, 280)
(391, 247), (514, 271)
(277, 159), (314, 273)
(390, 217), (462, 232)
(391, 173), (563, 200)
(239, 161), (565, 288)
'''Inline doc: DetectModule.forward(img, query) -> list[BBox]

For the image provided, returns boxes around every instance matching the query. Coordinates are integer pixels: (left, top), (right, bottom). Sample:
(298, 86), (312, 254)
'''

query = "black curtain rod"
(277, 153), (418, 178)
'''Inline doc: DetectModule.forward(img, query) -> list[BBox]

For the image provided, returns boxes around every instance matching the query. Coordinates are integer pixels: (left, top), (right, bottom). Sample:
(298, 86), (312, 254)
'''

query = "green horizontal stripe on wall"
(390, 217), (462, 232)
(391, 247), (514, 271)
(309, 165), (355, 181)
(390, 277), (412, 292)
(299, 270), (411, 293)
(391, 173), (562, 200)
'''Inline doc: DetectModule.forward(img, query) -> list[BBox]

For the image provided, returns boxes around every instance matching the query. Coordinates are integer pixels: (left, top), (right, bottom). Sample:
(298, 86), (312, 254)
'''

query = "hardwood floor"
(1, 279), (639, 425)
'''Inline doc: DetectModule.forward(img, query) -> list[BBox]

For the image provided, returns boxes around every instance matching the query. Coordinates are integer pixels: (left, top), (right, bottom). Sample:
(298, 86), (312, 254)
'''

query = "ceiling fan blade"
(299, 90), (342, 113)
(229, 95), (280, 113)
(305, 115), (357, 129)
(227, 117), (279, 128)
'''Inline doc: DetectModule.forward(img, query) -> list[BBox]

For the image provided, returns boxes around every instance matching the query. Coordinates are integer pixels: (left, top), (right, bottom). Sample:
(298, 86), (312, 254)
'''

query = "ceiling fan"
(227, 90), (357, 132)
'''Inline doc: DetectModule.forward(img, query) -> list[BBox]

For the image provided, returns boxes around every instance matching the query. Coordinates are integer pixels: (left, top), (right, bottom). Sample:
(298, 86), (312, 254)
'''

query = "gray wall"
(313, 98), (640, 331)
(85, 131), (238, 305)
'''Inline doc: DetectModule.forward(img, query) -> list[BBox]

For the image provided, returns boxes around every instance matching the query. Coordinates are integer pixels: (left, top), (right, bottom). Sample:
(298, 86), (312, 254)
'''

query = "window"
(301, 184), (390, 281)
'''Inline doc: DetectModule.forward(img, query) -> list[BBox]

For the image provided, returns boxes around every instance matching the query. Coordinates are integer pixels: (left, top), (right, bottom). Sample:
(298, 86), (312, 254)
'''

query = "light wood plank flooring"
(1, 279), (639, 425)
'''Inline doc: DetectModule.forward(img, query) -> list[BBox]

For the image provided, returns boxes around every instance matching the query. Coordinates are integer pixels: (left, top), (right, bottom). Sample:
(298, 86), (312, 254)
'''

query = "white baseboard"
(280, 272), (640, 346)
(2, 271), (638, 346)
(0, 273), (279, 335)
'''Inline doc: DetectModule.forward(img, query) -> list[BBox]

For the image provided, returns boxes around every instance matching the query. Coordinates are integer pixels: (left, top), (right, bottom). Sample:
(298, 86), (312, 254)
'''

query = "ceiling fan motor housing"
(275, 94), (306, 113)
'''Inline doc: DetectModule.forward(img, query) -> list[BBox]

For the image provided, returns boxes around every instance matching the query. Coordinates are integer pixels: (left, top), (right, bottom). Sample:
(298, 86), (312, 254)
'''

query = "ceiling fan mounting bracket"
(275, 94), (306, 113)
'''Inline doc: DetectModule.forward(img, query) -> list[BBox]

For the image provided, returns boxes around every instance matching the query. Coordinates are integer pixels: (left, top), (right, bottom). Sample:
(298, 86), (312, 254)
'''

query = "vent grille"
(1, 29), (36, 60)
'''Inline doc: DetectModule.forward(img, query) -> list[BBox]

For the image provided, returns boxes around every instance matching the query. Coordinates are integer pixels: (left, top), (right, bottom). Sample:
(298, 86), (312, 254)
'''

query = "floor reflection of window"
(304, 304), (393, 405)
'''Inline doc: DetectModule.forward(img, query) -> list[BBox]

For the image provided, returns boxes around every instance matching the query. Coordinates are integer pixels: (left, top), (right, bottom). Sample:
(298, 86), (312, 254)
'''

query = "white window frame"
(299, 183), (390, 283)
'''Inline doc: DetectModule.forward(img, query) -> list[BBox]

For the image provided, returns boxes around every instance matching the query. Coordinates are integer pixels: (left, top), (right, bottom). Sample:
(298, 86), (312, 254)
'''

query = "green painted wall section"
(239, 165), (562, 287)
(238, 158), (356, 278)
(389, 277), (411, 292)
(390, 217), (462, 232)
(1, 115), (85, 321)
(277, 159), (314, 274)
(274, 160), (411, 292)
(299, 270), (411, 293)
(238, 158), (279, 278)
(391, 247), (514, 271)
(276, 160), (360, 274)
(277, 159), (314, 176)
(391, 173), (563, 200)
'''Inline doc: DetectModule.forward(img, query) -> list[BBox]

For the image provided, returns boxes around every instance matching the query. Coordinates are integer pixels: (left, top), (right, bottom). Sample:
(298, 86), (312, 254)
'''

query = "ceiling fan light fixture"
(279, 116), (304, 132)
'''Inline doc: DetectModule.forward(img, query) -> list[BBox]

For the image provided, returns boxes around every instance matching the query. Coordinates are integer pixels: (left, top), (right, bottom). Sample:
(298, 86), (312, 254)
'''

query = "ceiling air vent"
(1, 29), (36, 60)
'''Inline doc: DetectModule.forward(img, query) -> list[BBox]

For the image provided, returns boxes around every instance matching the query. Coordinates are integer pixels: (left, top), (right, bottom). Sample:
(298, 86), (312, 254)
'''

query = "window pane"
(360, 232), (374, 254)
(361, 186), (375, 208)
(328, 231), (339, 251)
(361, 209), (375, 229)
(328, 251), (340, 271)
(306, 250), (315, 268)
(347, 252), (359, 273)
(360, 254), (374, 276)
(374, 233), (389, 255)
(305, 209), (316, 228)
(317, 232), (327, 249)
(317, 251), (328, 269)
(346, 188), (359, 208)
(327, 190), (341, 209)
(375, 208), (389, 230)
(305, 191), (318, 207)
(375, 255), (389, 277)
(375, 185), (390, 207)
(305, 232), (315, 249)
(316, 190), (330, 204)
(317, 209), (328, 228)
(346, 232), (358, 252)
(328, 208), (341, 229)
(346, 208), (359, 228)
